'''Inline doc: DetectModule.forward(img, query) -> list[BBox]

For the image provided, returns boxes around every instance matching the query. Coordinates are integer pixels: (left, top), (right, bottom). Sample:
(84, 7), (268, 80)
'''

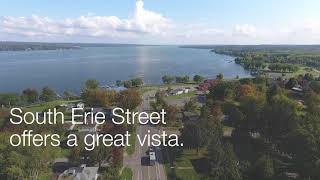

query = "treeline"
(162, 74), (211, 84)
(178, 75), (320, 179)
(0, 87), (69, 107)
(213, 45), (320, 70)
(235, 57), (299, 72)
(116, 78), (144, 88)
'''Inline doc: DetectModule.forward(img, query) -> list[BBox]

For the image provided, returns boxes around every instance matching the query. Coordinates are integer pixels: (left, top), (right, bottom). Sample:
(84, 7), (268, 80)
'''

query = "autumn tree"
(85, 79), (99, 89)
(84, 89), (117, 107)
(117, 89), (142, 110)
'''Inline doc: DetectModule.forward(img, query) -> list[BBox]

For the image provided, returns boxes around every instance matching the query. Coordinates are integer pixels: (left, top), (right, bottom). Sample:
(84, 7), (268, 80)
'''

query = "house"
(198, 79), (217, 92)
(76, 102), (85, 109)
(169, 89), (185, 96)
(291, 87), (303, 93)
(58, 164), (99, 180)
(101, 85), (127, 92)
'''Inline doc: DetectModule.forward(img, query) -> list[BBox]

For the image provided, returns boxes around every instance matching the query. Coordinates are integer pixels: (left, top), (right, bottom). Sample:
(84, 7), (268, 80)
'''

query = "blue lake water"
(0, 46), (251, 93)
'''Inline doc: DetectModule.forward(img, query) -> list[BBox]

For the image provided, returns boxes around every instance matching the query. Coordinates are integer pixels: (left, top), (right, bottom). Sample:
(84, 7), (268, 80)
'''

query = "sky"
(0, 0), (320, 44)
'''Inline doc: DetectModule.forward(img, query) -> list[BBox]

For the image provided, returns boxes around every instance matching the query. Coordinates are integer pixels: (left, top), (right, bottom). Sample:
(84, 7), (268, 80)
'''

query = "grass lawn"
(126, 127), (136, 155)
(120, 167), (133, 180)
(266, 65), (320, 79)
(164, 148), (209, 180)
(23, 99), (80, 112)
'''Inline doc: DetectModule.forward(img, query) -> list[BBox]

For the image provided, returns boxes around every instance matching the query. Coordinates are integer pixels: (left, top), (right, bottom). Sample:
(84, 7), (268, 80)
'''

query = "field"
(120, 167), (133, 180)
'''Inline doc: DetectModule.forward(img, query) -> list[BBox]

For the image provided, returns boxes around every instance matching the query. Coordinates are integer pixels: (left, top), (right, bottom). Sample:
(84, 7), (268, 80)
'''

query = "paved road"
(123, 90), (167, 180)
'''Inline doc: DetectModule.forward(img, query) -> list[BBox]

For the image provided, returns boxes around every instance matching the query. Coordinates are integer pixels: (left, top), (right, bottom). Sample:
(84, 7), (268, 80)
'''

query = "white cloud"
(0, 1), (320, 44)
(233, 24), (257, 37)
(0, 0), (172, 41)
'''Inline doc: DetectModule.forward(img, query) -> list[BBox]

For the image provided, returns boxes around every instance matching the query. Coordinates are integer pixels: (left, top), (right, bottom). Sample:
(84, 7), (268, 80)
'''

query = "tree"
(208, 142), (242, 180)
(304, 90), (320, 112)
(90, 143), (112, 168)
(304, 73), (314, 81)
(262, 94), (302, 139)
(309, 81), (320, 94)
(252, 155), (275, 180)
(115, 80), (123, 87)
(180, 123), (207, 153)
(209, 81), (238, 101)
(84, 89), (117, 107)
(162, 75), (175, 84)
(184, 99), (198, 113)
(285, 77), (298, 89)
(21, 88), (38, 103)
(238, 84), (258, 98)
(131, 78), (144, 87)
(39, 87), (57, 102)
(216, 73), (224, 80)
(117, 89), (142, 110)
(63, 89), (73, 100)
(164, 105), (179, 127)
(193, 75), (205, 83)
(123, 80), (133, 88)
(85, 79), (99, 89)
(175, 75), (189, 83)
(0, 93), (20, 107)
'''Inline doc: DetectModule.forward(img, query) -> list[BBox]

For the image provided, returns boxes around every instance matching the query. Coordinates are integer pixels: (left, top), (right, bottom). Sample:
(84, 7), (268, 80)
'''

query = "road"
(123, 90), (167, 180)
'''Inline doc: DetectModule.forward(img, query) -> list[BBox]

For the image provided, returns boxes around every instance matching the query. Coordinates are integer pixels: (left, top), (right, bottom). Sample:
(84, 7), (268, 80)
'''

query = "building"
(169, 88), (185, 96)
(58, 164), (99, 180)
(76, 102), (85, 109)
(198, 79), (217, 92)
(101, 85), (127, 92)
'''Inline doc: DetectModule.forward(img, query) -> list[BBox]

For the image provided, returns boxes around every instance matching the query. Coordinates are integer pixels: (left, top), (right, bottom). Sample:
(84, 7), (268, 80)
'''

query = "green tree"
(0, 93), (20, 107)
(63, 89), (73, 100)
(193, 75), (205, 83)
(39, 87), (57, 102)
(21, 88), (38, 103)
(162, 75), (175, 84)
(209, 81), (238, 101)
(184, 99), (198, 113)
(285, 77), (298, 89)
(208, 142), (242, 180)
(115, 80), (123, 87)
(252, 155), (275, 180)
(131, 78), (144, 87)
(175, 75), (189, 83)
(123, 80), (133, 88)
(85, 79), (99, 89)
(216, 73), (224, 80)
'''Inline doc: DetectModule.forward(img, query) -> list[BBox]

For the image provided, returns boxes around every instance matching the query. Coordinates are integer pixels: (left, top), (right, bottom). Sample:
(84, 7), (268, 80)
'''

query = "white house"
(58, 164), (99, 180)
(76, 102), (85, 109)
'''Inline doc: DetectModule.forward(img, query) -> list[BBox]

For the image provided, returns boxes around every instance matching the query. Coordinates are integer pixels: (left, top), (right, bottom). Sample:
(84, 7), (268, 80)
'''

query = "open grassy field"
(164, 148), (210, 180)
(120, 167), (133, 180)
(23, 99), (80, 112)
(125, 128), (136, 155)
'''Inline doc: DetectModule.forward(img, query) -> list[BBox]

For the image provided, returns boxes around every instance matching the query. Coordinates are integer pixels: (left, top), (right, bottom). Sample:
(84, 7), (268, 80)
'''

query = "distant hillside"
(0, 41), (147, 51)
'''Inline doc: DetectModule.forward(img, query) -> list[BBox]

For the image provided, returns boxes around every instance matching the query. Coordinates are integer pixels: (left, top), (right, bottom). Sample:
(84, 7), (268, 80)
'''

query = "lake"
(0, 45), (251, 93)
